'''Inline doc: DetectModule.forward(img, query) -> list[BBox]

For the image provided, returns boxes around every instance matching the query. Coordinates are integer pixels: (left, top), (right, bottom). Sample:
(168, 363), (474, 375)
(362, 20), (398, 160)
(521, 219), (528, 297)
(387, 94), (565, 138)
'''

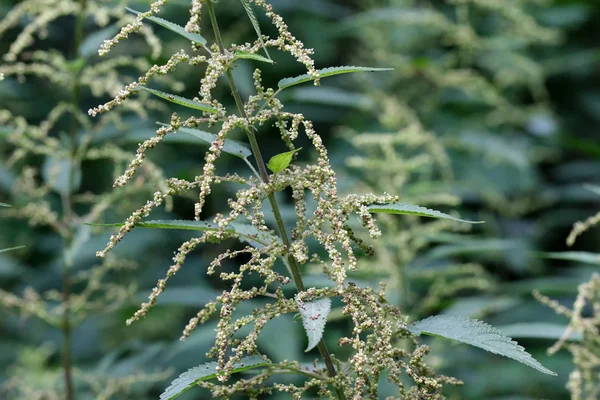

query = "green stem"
(206, 3), (346, 399)
(62, 2), (87, 399)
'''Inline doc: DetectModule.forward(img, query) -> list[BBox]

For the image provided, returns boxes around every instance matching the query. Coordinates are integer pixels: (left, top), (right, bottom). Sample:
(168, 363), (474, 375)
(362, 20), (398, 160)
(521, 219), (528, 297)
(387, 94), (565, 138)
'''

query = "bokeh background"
(0, 0), (599, 398)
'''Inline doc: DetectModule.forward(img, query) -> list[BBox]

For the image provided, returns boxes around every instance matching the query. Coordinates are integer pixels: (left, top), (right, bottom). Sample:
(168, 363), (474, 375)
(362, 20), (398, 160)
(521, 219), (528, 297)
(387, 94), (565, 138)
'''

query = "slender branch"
(61, 2), (87, 399)
(206, 3), (346, 399)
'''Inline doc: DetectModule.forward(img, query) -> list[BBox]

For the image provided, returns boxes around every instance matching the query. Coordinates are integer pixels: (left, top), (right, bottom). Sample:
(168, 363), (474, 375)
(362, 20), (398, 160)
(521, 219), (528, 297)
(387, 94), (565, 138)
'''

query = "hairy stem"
(61, 1), (87, 399)
(206, 2), (346, 399)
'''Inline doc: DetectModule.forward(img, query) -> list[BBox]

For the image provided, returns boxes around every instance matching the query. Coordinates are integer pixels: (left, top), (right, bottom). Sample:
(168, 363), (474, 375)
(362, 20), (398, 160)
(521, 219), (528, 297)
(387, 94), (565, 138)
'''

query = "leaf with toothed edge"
(125, 7), (207, 45)
(239, 0), (271, 60)
(86, 219), (278, 248)
(140, 87), (216, 113)
(278, 66), (393, 90)
(160, 356), (269, 400)
(408, 315), (557, 376)
(156, 122), (252, 159)
(296, 297), (331, 352)
(366, 203), (484, 224)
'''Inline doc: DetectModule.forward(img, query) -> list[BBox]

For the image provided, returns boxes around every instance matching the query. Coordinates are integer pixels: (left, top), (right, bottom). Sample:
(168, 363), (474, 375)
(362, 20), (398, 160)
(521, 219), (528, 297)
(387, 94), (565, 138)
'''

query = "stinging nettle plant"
(90, 0), (557, 398)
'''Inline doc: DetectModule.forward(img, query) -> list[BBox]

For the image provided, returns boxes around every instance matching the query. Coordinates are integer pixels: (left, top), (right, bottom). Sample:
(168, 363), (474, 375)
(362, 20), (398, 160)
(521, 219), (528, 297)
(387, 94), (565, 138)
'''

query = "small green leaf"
(267, 148), (302, 174)
(0, 202), (11, 207)
(126, 7), (207, 45)
(278, 66), (393, 90)
(141, 87), (216, 113)
(239, 0), (271, 60)
(0, 245), (25, 254)
(296, 297), (331, 352)
(160, 355), (269, 400)
(234, 51), (273, 64)
(408, 315), (557, 376)
(87, 219), (277, 248)
(367, 203), (484, 224)
(156, 123), (251, 158)
(542, 251), (600, 265)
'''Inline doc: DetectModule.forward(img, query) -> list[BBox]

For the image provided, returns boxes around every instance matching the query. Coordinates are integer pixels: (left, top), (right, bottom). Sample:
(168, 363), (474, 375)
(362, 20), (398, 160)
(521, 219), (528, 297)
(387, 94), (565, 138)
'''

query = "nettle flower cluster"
(90, 0), (460, 398)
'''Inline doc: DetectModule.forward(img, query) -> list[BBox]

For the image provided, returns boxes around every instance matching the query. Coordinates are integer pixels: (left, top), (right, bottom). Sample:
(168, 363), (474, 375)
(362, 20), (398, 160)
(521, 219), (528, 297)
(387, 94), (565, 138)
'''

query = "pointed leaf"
(234, 51), (273, 64)
(239, 0), (271, 60)
(160, 355), (269, 400)
(278, 66), (393, 90)
(0, 202), (11, 207)
(141, 87), (216, 113)
(157, 123), (251, 158)
(367, 203), (484, 224)
(267, 148), (302, 174)
(126, 7), (207, 45)
(408, 315), (557, 376)
(87, 220), (277, 248)
(296, 297), (331, 352)
(542, 251), (600, 265)
(0, 246), (25, 254)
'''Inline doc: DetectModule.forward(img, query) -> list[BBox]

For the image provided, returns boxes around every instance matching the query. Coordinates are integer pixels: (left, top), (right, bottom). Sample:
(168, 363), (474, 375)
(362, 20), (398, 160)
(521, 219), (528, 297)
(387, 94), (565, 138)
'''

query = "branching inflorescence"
(89, 1), (556, 398)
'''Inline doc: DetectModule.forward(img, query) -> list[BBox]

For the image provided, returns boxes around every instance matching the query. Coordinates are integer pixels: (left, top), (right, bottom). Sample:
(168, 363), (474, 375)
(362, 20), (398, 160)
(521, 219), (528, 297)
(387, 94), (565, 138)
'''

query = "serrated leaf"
(367, 203), (484, 224)
(278, 66), (393, 90)
(542, 251), (600, 265)
(0, 202), (10, 207)
(239, 0), (271, 60)
(408, 315), (557, 376)
(0, 246), (25, 254)
(160, 355), (268, 400)
(498, 322), (582, 342)
(267, 148), (302, 174)
(156, 122), (251, 158)
(126, 7), (207, 45)
(141, 87), (216, 113)
(296, 297), (331, 352)
(87, 220), (277, 248)
(234, 51), (273, 64)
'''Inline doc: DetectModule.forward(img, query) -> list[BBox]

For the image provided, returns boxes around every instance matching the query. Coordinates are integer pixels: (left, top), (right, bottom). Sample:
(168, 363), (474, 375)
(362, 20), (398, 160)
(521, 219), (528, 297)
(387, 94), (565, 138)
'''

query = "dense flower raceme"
(89, 0), (463, 398)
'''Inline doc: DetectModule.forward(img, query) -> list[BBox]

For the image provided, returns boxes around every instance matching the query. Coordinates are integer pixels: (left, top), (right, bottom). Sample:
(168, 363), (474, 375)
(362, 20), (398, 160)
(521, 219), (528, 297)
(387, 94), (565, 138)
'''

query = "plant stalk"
(206, 3), (346, 399)
(61, 1), (87, 399)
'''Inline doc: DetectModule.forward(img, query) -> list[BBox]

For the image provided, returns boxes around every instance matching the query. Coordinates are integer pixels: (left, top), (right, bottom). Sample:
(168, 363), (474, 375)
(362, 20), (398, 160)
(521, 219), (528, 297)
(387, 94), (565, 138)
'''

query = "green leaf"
(156, 123), (251, 158)
(0, 202), (10, 207)
(87, 220), (277, 248)
(408, 315), (557, 376)
(584, 183), (600, 197)
(367, 203), (484, 224)
(160, 355), (269, 400)
(0, 245), (25, 254)
(267, 148), (302, 174)
(234, 51), (273, 64)
(41, 156), (82, 195)
(126, 7), (207, 45)
(141, 87), (216, 113)
(278, 66), (393, 90)
(542, 251), (600, 265)
(239, 0), (271, 60)
(498, 322), (582, 342)
(296, 297), (331, 352)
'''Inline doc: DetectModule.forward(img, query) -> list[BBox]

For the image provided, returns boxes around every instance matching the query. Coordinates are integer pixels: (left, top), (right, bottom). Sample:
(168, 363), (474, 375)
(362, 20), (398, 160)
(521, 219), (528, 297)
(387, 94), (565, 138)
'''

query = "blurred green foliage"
(0, 0), (599, 399)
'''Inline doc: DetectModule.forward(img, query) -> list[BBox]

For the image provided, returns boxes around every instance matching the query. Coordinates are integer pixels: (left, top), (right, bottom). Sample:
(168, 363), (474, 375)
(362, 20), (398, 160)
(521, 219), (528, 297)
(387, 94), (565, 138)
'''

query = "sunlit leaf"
(367, 203), (484, 224)
(140, 87), (216, 113)
(296, 297), (331, 352)
(234, 51), (273, 64)
(0, 202), (10, 207)
(126, 7), (207, 45)
(408, 315), (557, 376)
(160, 355), (269, 400)
(278, 66), (393, 90)
(267, 148), (302, 173)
